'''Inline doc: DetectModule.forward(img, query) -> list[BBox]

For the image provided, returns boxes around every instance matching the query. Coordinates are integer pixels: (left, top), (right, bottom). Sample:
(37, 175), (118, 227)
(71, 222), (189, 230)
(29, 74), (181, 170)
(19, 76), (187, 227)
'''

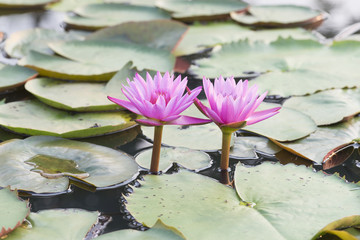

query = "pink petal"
(135, 118), (163, 126)
(167, 115), (212, 125)
(246, 107), (281, 125)
(107, 96), (142, 115)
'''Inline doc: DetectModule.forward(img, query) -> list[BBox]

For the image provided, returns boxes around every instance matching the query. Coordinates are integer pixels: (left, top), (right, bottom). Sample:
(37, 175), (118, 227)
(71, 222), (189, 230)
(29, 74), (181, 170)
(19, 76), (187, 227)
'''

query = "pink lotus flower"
(196, 76), (281, 130)
(108, 72), (211, 126)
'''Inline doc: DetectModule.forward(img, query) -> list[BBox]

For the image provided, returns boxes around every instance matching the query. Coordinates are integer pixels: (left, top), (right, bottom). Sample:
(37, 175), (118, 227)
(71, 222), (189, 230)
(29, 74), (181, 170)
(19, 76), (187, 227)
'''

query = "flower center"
(150, 90), (172, 104)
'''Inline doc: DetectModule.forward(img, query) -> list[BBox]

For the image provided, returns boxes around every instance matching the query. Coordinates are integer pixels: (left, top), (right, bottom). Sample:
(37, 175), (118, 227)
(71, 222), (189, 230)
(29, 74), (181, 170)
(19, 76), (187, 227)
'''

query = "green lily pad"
(141, 122), (225, 151)
(275, 117), (360, 164)
(156, 0), (247, 22)
(25, 78), (117, 112)
(174, 22), (316, 56)
(234, 162), (360, 240)
(96, 219), (185, 240)
(0, 0), (56, 9)
(4, 28), (85, 59)
(0, 188), (29, 237)
(126, 163), (360, 240)
(313, 215), (360, 240)
(65, 3), (170, 30)
(47, 0), (102, 11)
(0, 99), (136, 138)
(0, 136), (138, 193)
(48, 39), (174, 73)
(230, 136), (281, 159)
(6, 209), (98, 240)
(230, 5), (325, 28)
(283, 88), (360, 126)
(135, 147), (211, 172)
(103, 0), (156, 6)
(86, 20), (188, 52)
(0, 63), (38, 92)
(190, 39), (360, 95)
(18, 50), (118, 82)
(243, 103), (317, 142)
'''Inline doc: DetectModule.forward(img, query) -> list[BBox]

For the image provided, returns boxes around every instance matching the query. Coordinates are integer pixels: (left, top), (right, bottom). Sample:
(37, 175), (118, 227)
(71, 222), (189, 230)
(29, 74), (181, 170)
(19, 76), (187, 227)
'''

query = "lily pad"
(190, 38), (360, 95)
(156, 0), (247, 22)
(65, 3), (170, 30)
(0, 99), (136, 138)
(0, 0), (56, 9)
(230, 136), (281, 159)
(174, 22), (316, 56)
(275, 116), (360, 164)
(48, 39), (174, 73)
(25, 78), (117, 112)
(6, 209), (98, 240)
(4, 28), (85, 59)
(230, 5), (325, 28)
(0, 188), (29, 237)
(96, 219), (185, 240)
(141, 122), (224, 151)
(18, 50), (118, 81)
(126, 163), (360, 240)
(243, 103), (317, 142)
(104, 0), (156, 6)
(0, 136), (139, 193)
(283, 88), (360, 126)
(47, 0), (102, 11)
(135, 147), (211, 172)
(0, 63), (38, 92)
(313, 215), (360, 240)
(86, 20), (187, 52)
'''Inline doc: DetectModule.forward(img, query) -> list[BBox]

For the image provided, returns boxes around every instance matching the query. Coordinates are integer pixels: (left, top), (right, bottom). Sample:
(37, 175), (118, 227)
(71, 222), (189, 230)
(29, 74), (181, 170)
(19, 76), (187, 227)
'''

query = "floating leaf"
(243, 103), (317, 142)
(156, 0), (247, 22)
(190, 39), (360, 96)
(18, 50), (118, 81)
(96, 219), (185, 240)
(0, 99), (136, 138)
(6, 209), (98, 240)
(135, 147), (211, 172)
(174, 22), (316, 56)
(47, 0), (103, 11)
(25, 78), (117, 112)
(104, 0), (156, 6)
(0, 188), (29, 237)
(0, 0), (56, 9)
(275, 117), (360, 164)
(4, 28), (85, 58)
(283, 88), (360, 126)
(141, 122), (224, 151)
(230, 5), (325, 28)
(0, 136), (138, 193)
(230, 136), (281, 159)
(65, 3), (170, 30)
(126, 163), (360, 239)
(0, 63), (37, 92)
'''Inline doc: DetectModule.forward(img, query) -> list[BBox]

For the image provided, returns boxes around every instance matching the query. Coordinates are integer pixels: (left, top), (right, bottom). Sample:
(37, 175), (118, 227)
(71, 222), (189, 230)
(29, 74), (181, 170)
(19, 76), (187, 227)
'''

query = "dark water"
(0, 3), (359, 237)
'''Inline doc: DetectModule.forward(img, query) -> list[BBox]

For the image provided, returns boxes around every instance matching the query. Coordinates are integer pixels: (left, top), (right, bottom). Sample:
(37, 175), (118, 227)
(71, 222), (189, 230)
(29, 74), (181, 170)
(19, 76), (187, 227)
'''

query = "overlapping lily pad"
(4, 28), (85, 58)
(96, 219), (185, 240)
(0, 188), (29, 237)
(0, 99), (136, 138)
(135, 147), (211, 172)
(313, 215), (360, 240)
(46, 0), (101, 11)
(6, 209), (98, 240)
(243, 103), (317, 142)
(230, 5), (325, 28)
(18, 50), (118, 81)
(65, 3), (170, 30)
(230, 136), (281, 158)
(0, 63), (37, 92)
(126, 163), (360, 240)
(274, 116), (360, 164)
(0, 0), (56, 9)
(0, 136), (139, 193)
(156, 0), (247, 22)
(174, 22), (316, 56)
(190, 39), (360, 96)
(283, 88), (360, 126)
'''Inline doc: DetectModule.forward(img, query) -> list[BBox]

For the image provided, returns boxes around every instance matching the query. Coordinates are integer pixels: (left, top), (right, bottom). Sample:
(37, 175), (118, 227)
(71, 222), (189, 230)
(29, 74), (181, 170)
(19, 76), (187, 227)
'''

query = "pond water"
(0, 1), (360, 239)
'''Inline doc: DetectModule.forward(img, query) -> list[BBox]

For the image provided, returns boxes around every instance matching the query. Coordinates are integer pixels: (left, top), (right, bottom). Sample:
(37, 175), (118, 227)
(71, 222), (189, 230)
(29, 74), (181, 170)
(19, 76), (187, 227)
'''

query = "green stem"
(150, 125), (163, 174)
(220, 129), (233, 171)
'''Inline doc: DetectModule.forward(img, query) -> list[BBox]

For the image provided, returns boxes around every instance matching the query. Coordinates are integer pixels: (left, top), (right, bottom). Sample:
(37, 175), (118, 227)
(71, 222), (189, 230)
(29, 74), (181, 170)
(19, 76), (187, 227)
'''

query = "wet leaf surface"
(0, 63), (37, 92)
(230, 136), (281, 159)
